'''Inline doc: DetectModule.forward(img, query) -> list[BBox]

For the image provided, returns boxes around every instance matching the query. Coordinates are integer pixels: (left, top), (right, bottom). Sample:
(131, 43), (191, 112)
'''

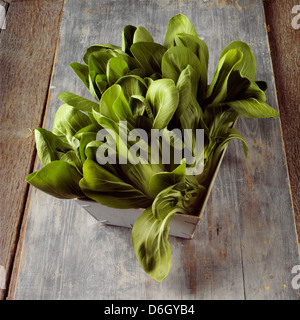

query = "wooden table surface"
(0, 0), (299, 300)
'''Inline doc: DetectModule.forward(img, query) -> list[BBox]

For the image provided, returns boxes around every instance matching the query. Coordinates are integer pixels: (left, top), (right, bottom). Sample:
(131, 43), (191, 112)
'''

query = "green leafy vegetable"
(164, 14), (198, 48)
(146, 78), (179, 129)
(34, 128), (72, 165)
(26, 161), (84, 199)
(132, 206), (176, 282)
(131, 42), (167, 75)
(27, 14), (280, 283)
(79, 159), (153, 209)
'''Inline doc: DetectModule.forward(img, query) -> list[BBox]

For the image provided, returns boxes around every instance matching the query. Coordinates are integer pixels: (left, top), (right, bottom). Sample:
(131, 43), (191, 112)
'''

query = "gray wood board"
(13, 0), (300, 299)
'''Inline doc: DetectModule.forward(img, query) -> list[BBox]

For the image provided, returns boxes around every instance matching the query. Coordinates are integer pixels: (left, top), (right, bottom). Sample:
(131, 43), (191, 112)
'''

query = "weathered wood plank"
(0, 0), (64, 300)
(9, 0), (300, 300)
(263, 0), (300, 246)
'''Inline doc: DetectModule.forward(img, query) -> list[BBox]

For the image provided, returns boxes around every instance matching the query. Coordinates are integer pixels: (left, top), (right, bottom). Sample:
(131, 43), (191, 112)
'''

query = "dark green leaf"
(26, 161), (84, 199)
(149, 160), (186, 195)
(206, 48), (243, 104)
(79, 159), (152, 208)
(122, 25), (137, 55)
(132, 206), (176, 282)
(130, 94), (154, 123)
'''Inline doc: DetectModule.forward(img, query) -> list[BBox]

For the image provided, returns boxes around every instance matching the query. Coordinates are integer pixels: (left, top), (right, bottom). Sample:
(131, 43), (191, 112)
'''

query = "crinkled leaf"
(236, 78), (267, 101)
(152, 183), (186, 220)
(225, 70), (255, 102)
(223, 70), (267, 103)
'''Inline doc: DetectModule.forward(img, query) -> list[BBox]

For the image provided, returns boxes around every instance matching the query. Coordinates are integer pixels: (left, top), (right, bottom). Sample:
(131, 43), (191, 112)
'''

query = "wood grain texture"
(0, 0), (64, 299)
(262, 0), (300, 246)
(7, 0), (300, 300)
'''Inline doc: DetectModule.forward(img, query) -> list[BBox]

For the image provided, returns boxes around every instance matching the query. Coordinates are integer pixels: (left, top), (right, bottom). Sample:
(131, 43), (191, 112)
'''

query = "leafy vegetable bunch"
(26, 14), (279, 281)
